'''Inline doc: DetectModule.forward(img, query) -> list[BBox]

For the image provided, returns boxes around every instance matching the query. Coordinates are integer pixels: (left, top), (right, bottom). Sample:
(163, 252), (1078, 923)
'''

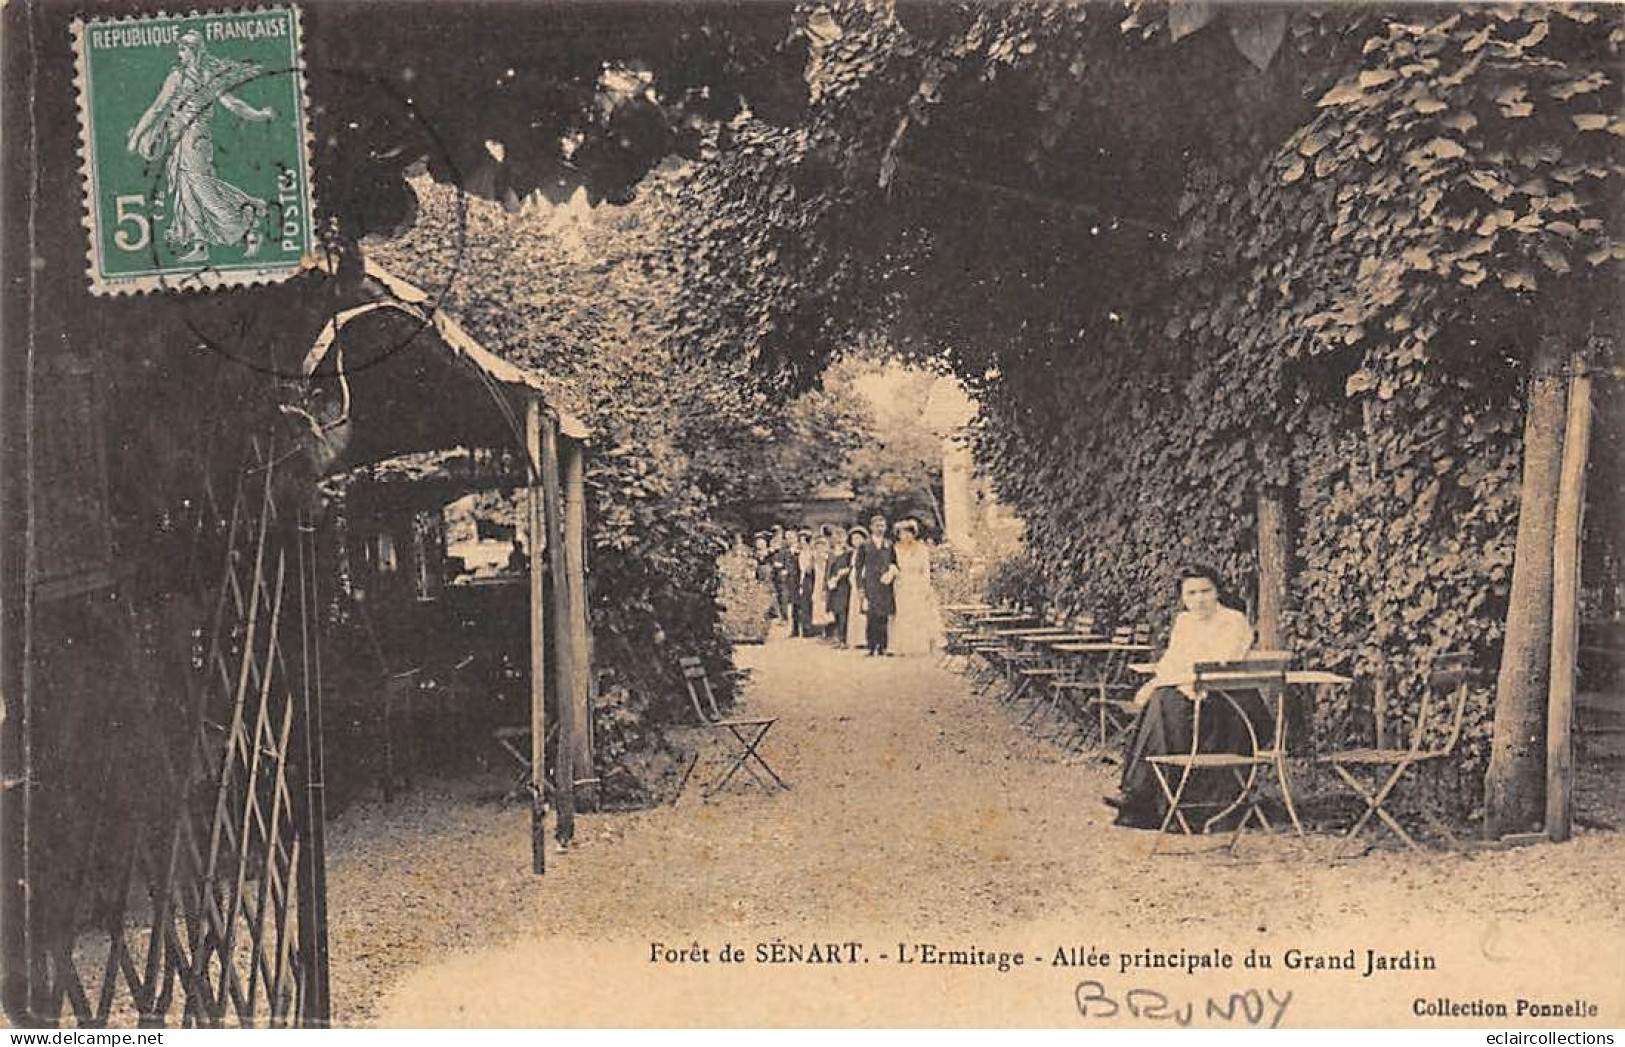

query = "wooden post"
(562, 438), (595, 807)
(1546, 353), (1592, 842)
(380, 673), (396, 802)
(294, 514), (331, 1024)
(524, 398), (547, 874)
(541, 418), (577, 846)
(1256, 488), (1288, 649)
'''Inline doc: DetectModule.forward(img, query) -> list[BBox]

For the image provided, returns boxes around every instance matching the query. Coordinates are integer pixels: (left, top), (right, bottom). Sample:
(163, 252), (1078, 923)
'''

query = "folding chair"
(675, 655), (789, 799)
(1318, 651), (1473, 857)
(492, 722), (559, 806)
(1083, 624), (1156, 759)
(966, 608), (1041, 699)
(1001, 616), (1067, 706)
(1026, 617), (1097, 744)
(1145, 654), (1295, 855)
(974, 636), (1020, 699)
(1010, 631), (1070, 722)
(937, 611), (988, 671)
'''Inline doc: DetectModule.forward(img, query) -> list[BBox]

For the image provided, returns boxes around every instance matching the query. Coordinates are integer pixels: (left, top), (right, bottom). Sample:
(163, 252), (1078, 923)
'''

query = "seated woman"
(1109, 565), (1256, 829)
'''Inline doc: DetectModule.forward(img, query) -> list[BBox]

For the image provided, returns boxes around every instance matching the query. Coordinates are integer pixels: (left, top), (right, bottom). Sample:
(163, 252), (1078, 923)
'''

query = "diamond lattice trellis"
(28, 439), (328, 1028)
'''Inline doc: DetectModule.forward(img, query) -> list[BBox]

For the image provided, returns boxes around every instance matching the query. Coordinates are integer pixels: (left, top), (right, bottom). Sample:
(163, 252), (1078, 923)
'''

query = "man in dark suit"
(854, 514), (898, 655)
(770, 528), (799, 626)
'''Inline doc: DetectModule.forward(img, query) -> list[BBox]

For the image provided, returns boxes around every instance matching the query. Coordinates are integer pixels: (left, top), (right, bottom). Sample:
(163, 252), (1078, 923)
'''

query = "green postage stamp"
(73, 7), (315, 295)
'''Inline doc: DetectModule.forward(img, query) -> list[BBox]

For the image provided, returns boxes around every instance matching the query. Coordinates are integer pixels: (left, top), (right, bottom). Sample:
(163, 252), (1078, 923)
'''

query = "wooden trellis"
(23, 437), (328, 1027)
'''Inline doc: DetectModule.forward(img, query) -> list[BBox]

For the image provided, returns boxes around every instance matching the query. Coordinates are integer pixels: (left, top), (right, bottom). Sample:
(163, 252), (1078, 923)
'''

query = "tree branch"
(892, 158), (1168, 234)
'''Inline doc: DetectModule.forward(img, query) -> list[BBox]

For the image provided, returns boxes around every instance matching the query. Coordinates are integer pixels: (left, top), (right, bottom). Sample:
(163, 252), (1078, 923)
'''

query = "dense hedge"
(364, 182), (797, 801)
(966, 7), (1622, 776)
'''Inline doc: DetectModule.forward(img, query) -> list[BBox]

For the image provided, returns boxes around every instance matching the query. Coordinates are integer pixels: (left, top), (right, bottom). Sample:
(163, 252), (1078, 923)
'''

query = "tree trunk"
(1484, 338), (1568, 838)
(1256, 488), (1289, 649)
(1362, 399), (1391, 746)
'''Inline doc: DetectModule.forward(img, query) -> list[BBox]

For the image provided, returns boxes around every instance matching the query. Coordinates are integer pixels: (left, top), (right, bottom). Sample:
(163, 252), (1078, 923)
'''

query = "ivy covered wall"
(964, 7), (1621, 774)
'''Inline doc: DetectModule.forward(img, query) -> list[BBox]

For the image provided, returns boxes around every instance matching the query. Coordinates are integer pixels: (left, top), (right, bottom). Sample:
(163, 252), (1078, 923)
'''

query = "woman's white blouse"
(1150, 606), (1254, 691)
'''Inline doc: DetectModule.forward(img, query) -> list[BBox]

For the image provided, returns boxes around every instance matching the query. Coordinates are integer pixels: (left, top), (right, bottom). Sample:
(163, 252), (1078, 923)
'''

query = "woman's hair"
(895, 519), (919, 539)
(848, 526), (869, 545)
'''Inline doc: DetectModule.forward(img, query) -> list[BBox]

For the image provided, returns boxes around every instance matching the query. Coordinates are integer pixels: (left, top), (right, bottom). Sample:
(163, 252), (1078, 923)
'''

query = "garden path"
(324, 636), (1625, 1026)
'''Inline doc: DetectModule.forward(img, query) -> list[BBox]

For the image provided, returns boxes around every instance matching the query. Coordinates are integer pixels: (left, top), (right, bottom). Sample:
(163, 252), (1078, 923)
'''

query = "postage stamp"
(72, 6), (316, 295)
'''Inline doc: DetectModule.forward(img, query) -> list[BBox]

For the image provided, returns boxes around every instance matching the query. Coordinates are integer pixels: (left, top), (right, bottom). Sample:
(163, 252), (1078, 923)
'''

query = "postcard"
(4, 0), (1621, 1029)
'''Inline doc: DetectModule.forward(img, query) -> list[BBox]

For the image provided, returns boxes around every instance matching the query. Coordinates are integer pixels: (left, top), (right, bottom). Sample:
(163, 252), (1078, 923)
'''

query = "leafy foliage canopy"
(672, 2), (1625, 767)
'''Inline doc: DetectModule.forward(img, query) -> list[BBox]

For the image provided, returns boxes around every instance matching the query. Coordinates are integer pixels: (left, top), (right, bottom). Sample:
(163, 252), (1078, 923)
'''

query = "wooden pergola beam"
(525, 397), (548, 874)
(561, 436), (595, 806)
(541, 417), (577, 847)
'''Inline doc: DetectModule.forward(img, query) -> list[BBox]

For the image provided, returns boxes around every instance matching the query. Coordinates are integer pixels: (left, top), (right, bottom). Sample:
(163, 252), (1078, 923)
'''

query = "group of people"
(751, 514), (941, 657)
(732, 526), (1271, 828)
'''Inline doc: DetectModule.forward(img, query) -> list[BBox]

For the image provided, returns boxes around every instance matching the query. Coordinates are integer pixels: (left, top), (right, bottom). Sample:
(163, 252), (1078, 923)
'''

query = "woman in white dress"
(809, 536), (834, 635)
(889, 520), (942, 656)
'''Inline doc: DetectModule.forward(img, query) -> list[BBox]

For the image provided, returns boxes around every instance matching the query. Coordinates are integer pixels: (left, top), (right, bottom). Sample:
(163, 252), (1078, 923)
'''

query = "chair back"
(1108, 623), (1154, 646)
(678, 655), (722, 723)
(1194, 654), (1292, 754)
(1416, 651), (1475, 756)
(1192, 654), (1290, 694)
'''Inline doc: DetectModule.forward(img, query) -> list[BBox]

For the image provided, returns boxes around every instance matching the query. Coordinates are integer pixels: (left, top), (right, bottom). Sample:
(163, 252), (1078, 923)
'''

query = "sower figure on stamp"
(854, 513), (898, 656)
(127, 30), (274, 263)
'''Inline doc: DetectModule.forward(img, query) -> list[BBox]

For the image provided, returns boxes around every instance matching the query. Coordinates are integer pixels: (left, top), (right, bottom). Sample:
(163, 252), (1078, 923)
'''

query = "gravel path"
(323, 639), (1625, 1027)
